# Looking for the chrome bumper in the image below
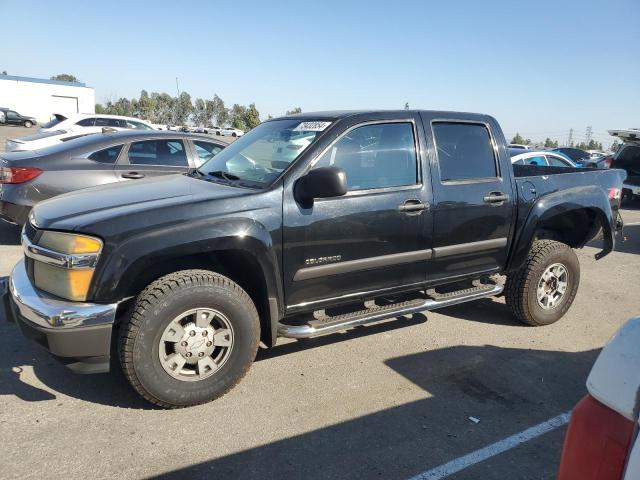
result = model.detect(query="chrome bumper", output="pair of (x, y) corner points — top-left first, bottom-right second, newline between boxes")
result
(6, 259), (118, 373)
(9, 258), (116, 329)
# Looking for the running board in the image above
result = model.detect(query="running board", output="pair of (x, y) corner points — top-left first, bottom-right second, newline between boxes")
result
(277, 283), (503, 339)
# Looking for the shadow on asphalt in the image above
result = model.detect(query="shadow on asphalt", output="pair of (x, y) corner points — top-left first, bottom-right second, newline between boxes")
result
(157, 346), (597, 480)
(0, 220), (21, 245)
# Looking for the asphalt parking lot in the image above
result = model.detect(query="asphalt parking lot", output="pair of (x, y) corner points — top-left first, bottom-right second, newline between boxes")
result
(1, 124), (639, 478)
(1, 213), (639, 479)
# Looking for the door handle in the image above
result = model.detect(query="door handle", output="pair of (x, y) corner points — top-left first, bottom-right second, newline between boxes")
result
(399, 200), (428, 213)
(483, 192), (509, 204)
(121, 172), (145, 179)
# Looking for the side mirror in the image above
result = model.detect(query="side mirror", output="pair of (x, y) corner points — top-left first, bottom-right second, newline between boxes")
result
(295, 167), (347, 205)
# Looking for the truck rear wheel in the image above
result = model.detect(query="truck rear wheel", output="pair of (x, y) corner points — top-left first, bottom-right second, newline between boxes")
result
(119, 269), (260, 408)
(505, 240), (580, 326)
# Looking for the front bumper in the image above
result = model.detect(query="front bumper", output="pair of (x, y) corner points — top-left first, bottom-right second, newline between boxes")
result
(3, 259), (118, 373)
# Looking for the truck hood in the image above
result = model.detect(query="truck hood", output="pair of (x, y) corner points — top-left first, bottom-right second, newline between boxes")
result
(31, 174), (253, 231)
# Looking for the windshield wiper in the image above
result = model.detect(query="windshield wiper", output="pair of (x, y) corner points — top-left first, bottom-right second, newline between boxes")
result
(208, 170), (241, 182)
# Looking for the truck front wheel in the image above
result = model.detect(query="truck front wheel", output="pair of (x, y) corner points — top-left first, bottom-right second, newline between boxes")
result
(119, 269), (260, 408)
(505, 240), (580, 326)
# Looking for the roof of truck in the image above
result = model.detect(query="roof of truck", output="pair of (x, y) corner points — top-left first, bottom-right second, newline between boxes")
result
(275, 110), (491, 122)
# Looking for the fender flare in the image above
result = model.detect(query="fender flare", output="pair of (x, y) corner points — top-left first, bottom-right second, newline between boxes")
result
(91, 217), (284, 344)
(507, 185), (615, 271)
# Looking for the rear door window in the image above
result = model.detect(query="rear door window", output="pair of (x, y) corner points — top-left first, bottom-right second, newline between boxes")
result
(433, 122), (498, 181)
(88, 145), (123, 163)
(127, 140), (189, 166)
(546, 155), (570, 167)
(76, 118), (96, 127)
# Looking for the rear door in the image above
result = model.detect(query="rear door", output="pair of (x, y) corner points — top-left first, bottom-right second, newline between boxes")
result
(28, 144), (122, 200)
(115, 138), (192, 181)
(423, 115), (515, 282)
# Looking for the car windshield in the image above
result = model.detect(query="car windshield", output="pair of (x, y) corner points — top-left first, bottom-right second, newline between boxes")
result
(196, 119), (329, 188)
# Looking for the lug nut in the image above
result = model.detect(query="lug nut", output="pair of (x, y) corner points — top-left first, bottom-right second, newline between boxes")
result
(186, 352), (192, 357)
(198, 352), (204, 357)
(181, 341), (188, 347)
(206, 341), (212, 347)
(189, 330), (196, 337)
(202, 330), (208, 336)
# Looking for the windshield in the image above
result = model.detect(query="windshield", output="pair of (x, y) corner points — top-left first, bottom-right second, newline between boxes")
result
(197, 119), (329, 188)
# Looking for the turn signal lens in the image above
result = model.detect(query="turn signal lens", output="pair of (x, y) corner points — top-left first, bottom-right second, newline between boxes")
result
(39, 231), (103, 254)
(0, 166), (42, 184)
(33, 262), (95, 302)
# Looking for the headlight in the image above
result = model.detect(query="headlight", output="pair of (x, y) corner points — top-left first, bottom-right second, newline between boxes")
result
(38, 231), (103, 255)
(23, 230), (103, 302)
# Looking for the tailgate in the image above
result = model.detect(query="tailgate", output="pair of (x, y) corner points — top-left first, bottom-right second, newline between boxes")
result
(608, 129), (640, 145)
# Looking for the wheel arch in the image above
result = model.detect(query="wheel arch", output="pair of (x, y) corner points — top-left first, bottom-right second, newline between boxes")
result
(507, 186), (615, 272)
(94, 222), (283, 347)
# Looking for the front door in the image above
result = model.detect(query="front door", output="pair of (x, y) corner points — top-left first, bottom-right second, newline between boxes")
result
(425, 117), (515, 282)
(283, 119), (432, 311)
(115, 138), (192, 181)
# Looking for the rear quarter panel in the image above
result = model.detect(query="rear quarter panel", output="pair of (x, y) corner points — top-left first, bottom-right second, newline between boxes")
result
(508, 167), (626, 270)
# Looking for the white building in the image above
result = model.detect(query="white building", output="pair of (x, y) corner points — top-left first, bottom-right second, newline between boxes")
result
(0, 74), (95, 124)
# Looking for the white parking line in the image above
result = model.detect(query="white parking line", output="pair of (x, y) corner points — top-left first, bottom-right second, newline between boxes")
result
(408, 411), (572, 480)
(624, 221), (640, 226)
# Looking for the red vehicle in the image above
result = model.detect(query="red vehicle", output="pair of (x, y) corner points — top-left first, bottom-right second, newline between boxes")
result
(558, 317), (640, 479)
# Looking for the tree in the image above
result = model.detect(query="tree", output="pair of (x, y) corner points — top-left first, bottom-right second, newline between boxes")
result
(232, 116), (245, 130)
(404, 102), (410, 110)
(286, 107), (302, 115)
(136, 90), (156, 121)
(229, 104), (247, 130)
(208, 94), (227, 126)
(243, 103), (261, 130)
(173, 91), (193, 125)
(511, 133), (526, 144)
(543, 138), (558, 148)
(95, 103), (105, 114)
(193, 98), (209, 126)
(51, 73), (78, 82)
(611, 140), (620, 153)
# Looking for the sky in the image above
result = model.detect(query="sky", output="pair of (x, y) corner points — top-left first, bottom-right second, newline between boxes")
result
(1, 0), (638, 146)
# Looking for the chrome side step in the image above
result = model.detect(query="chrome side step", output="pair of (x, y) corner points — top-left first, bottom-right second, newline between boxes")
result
(277, 283), (503, 339)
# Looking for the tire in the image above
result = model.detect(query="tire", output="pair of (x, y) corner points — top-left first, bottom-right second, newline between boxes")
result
(119, 269), (260, 408)
(505, 240), (580, 326)
(232, 132), (237, 137)
(23, 120), (33, 128)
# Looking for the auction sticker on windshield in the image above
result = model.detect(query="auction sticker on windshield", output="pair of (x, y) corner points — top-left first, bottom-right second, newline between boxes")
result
(293, 121), (332, 132)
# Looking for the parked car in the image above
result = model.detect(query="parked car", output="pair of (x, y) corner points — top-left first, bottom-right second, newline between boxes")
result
(219, 127), (244, 137)
(2, 110), (625, 408)
(6, 115), (156, 152)
(508, 143), (531, 150)
(578, 154), (613, 169)
(609, 129), (640, 202)
(558, 316), (640, 480)
(0, 130), (227, 225)
(39, 113), (154, 133)
(552, 147), (591, 163)
(510, 149), (576, 167)
(0, 108), (37, 127)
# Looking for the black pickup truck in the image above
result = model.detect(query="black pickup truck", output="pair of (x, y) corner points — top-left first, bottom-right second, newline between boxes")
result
(2, 110), (625, 408)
